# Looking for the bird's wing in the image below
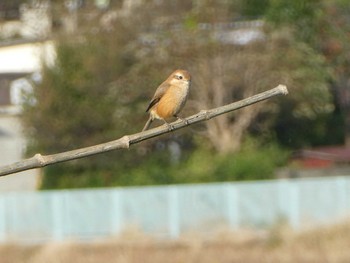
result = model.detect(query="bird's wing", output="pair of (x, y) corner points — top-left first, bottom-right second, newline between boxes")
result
(146, 82), (170, 112)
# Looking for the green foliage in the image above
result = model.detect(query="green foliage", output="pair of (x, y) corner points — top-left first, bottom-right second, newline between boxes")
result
(211, 138), (288, 182)
(267, 34), (335, 147)
(266, 0), (324, 45)
(40, 135), (288, 189)
(263, 0), (347, 147)
(109, 138), (288, 186)
(240, 0), (270, 17)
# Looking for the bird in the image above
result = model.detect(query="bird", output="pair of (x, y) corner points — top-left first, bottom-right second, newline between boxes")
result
(142, 69), (191, 131)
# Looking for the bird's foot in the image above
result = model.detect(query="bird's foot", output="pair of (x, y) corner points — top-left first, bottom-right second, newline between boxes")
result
(162, 122), (174, 131)
(167, 123), (174, 131)
(175, 115), (189, 125)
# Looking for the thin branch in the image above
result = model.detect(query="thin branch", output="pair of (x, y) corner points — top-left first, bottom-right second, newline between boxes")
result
(0, 85), (288, 177)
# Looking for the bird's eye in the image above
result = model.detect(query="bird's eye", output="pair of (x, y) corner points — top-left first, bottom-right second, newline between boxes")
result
(178, 75), (183, 79)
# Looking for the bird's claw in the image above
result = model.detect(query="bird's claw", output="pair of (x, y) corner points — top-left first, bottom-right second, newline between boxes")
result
(168, 123), (174, 131)
(163, 122), (174, 131)
(175, 115), (188, 125)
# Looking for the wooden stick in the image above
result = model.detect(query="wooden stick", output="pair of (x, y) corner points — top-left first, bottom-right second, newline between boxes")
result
(0, 85), (288, 177)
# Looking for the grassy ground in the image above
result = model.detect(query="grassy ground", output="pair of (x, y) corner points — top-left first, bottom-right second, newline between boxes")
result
(2, 221), (350, 263)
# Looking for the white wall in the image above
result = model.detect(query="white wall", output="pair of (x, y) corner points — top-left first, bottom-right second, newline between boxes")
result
(0, 41), (55, 73)
(0, 41), (53, 191)
(0, 114), (40, 191)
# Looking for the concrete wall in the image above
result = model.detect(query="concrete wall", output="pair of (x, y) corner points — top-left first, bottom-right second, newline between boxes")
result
(0, 176), (349, 242)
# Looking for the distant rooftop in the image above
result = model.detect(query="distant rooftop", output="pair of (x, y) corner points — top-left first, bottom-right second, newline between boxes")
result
(292, 146), (350, 168)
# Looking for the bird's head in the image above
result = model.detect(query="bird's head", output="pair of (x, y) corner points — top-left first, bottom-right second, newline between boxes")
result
(170, 69), (191, 85)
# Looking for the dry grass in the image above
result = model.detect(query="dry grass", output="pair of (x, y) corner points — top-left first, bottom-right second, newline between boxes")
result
(2, 221), (350, 263)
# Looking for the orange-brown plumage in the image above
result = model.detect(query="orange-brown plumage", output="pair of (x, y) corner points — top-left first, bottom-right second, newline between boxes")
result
(142, 69), (191, 131)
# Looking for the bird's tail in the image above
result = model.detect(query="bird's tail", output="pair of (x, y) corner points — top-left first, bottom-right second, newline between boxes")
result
(142, 117), (153, 131)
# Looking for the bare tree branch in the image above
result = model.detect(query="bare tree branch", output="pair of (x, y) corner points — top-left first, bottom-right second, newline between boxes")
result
(0, 85), (288, 177)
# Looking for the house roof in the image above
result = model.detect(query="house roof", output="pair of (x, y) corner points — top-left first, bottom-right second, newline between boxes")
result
(294, 146), (350, 163)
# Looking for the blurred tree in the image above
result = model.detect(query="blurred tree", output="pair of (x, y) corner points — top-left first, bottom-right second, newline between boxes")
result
(22, 16), (145, 188)
(318, 1), (350, 146)
(189, 41), (282, 153)
(137, 3), (332, 152)
(265, 0), (348, 147)
(266, 0), (324, 45)
(22, 1), (198, 188)
(239, 0), (270, 17)
(21, 0), (335, 188)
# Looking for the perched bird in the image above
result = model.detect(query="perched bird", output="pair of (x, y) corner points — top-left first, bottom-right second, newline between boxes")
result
(142, 69), (191, 131)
